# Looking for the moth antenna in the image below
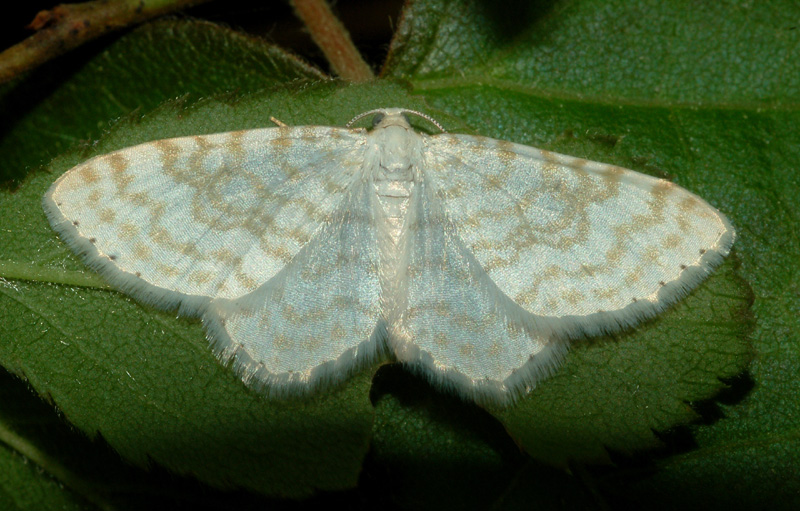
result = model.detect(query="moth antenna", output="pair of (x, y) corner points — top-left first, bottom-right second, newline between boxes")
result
(346, 108), (447, 133)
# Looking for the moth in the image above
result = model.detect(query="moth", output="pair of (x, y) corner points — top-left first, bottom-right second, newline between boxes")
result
(44, 108), (735, 405)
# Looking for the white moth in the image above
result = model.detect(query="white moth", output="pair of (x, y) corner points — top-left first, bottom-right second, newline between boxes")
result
(43, 108), (735, 406)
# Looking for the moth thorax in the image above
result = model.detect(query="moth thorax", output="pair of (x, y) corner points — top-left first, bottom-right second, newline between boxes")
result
(375, 125), (419, 175)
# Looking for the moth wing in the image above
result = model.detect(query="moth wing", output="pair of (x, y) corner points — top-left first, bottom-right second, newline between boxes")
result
(424, 134), (734, 339)
(392, 177), (566, 405)
(44, 126), (367, 314)
(204, 180), (384, 394)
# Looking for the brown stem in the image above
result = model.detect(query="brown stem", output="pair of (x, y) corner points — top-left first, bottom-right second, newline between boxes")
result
(291, 0), (374, 82)
(0, 0), (213, 84)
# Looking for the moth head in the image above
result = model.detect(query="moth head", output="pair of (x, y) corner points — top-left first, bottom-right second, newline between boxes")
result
(346, 108), (447, 133)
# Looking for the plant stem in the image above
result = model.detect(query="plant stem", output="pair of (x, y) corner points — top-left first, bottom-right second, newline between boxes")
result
(291, 0), (374, 82)
(0, 0), (212, 84)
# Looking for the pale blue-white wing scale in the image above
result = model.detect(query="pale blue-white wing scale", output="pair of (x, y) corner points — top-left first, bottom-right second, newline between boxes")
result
(391, 178), (567, 405)
(423, 134), (735, 339)
(203, 179), (384, 394)
(43, 126), (367, 314)
(43, 109), (737, 405)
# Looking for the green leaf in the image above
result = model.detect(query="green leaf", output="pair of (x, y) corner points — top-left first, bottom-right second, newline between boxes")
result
(2, 0), (791, 507)
(495, 260), (750, 465)
(386, 0), (798, 104)
(0, 447), (87, 511)
(0, 369), (202, 510)
(0, 18), (325, 184)
(0, 439), (89, 511)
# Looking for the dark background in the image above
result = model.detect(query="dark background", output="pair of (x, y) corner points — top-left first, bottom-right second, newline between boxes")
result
(0, 0), (406, 76)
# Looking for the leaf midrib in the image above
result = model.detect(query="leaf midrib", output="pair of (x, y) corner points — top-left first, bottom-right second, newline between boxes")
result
(412, 77), (800, 111)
